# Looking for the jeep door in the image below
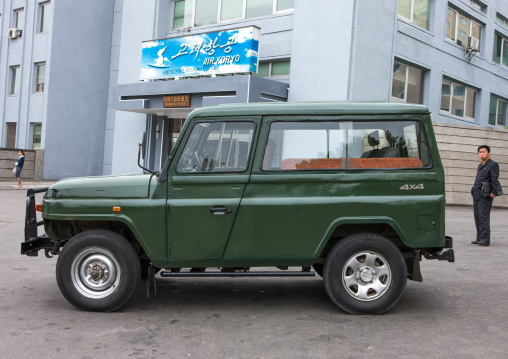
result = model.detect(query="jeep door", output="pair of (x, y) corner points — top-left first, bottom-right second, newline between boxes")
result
(166, 119), (259, 260)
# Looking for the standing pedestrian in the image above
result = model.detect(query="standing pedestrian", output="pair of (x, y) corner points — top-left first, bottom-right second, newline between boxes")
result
(15, 150), (24, 189)
(471, 145), (503, 246)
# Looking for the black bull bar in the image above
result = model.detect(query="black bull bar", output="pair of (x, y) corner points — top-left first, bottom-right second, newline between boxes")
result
(22, 188), (54, 257)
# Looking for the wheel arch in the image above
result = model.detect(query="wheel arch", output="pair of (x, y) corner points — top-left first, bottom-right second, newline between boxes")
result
(45, 216), (153, 261)
(313, 217), (410, 263)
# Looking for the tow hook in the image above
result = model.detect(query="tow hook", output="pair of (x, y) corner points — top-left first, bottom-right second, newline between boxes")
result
(437, 249), (455, 263)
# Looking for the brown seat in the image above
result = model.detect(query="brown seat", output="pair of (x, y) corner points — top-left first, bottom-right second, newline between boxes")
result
(349, 158), (422, 169)
(281, 158), (343, 170)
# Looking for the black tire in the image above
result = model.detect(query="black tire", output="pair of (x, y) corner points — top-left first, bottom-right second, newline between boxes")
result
(323, 233), (407, 315)
(56, 229), (141, 312)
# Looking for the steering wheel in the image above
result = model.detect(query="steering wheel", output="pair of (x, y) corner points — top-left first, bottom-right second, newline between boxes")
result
(178, 151), (204, 172)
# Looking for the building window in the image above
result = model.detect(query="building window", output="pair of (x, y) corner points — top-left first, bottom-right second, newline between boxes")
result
(496, 13), (508, 30)
(10, 66), (20, 95)
(440, 78), (477, 120)
(254, 60), (290, 78)
(38, 2), (50, 33)
(173, 0), (294, 29)
(489, 95), (507, 127)
(397, 0), (430, 30)
(493, 33), (508, 68)
(463, 0), (486, 13)
(35, 63), (46, 93)
(32, 124), (42, 148)
(391, 61), (424, 104)
(446, 7), (482, 52)
(194, 0), (218, 27)
(14, 8), (24, 30)
(6, 123), (17, 148)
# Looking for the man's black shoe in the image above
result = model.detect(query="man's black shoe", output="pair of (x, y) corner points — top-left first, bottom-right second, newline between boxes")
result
(478, 241), (490, 246)
(471, 240), (480, 244)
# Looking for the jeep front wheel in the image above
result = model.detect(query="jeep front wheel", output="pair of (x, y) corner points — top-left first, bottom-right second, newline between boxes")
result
(56, 230), (141, 312)
(323, 233), (407, 314)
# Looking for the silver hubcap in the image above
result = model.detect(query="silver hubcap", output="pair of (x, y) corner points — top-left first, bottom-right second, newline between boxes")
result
(71, 248), (121, 299)
(342, 251), (392, 301)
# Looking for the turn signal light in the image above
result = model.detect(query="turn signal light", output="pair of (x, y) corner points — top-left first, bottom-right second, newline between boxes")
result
(113, 206), (121, 212)
(36, 204), (43, 212)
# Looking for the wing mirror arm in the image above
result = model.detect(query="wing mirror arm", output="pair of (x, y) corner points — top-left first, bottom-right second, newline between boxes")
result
(137, 132), (156, 175)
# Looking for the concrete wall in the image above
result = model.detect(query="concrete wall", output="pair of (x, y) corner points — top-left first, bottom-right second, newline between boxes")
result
(0, 148), (44, 180)
(434, 123), (508, 208)
(289, 0), (354, 101)
(42, 0), (115, 179)
(349, 1), (397, 101)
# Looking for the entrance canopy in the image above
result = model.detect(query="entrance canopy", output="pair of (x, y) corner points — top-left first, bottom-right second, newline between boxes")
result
(112, 75), (288, 117)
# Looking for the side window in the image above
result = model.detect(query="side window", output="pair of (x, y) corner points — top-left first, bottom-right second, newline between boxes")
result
(263, 122), (347, 170)
(347, 121), (430, 169)
(177, 121), (255, 173)
(262, 120), (430, 171)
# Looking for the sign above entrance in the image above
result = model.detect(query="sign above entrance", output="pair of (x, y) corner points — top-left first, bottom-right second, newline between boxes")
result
(140, 26), (260, 80)
(163, 95), (190, 108)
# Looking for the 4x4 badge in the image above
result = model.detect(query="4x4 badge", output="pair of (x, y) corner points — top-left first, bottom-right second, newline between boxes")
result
(400, 184), (424, 190)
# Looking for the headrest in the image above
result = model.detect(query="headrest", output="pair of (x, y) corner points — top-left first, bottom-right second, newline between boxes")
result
(367, 131), (380, 147)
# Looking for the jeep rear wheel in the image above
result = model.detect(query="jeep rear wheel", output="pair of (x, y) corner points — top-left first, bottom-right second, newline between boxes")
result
(323, 233), (407, 314)
(56, 230), (141, 312)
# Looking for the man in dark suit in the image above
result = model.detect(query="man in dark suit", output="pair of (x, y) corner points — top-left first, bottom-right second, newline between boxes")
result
(471, 145), (502, 246)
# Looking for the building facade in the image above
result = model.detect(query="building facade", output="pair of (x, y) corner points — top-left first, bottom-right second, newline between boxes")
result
(1, 0), (507, 179)
(0, 0), (114, 178)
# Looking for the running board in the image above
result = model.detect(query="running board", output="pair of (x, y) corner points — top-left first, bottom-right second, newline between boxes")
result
(160, 271), (315, 278)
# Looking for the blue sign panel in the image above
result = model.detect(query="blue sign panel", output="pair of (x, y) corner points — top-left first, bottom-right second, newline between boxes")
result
(140, 26), (260, 80)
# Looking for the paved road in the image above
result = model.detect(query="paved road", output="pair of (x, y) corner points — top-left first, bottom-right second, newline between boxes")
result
(1, 188), (507, 358)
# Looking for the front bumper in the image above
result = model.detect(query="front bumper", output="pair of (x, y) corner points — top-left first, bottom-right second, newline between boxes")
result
(22, 188), (58, 257)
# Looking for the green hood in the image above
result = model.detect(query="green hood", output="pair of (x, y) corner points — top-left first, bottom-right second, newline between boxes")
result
(50, 174), (157, 199)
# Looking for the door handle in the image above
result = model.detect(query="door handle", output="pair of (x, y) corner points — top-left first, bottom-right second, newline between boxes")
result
(209, 207), (232, 215)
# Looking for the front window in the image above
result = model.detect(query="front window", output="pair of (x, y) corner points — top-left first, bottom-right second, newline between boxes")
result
(440, 78), (477, 120)
(391, 61), (423, 104)
(194, 0), (218, 27)
(177, 121), (256, 173)
(493, 33), (508, 68)
(14, 8), (24, 30)
(174, 0), (193, 28)
(6, 123), (17, 148)
(496, 13), (508, 30)
(10, 66), (20, 95)
(262, 120), (430, 171)
(32, 123), (42, 149)
(38, 2), (50, 33)
(462, 0), (486, 13)
(397, 0), (430, 30)
(35, 63), (46, 93)
(255, 60), (290, 78)
(446, 7), (482, 52)
(246, 0), (273, 18)
(489, 95), (507, 127)
(173, 0), (294, 29)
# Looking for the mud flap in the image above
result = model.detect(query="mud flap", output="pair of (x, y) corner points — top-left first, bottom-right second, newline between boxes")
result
(147, 264), (157, 297)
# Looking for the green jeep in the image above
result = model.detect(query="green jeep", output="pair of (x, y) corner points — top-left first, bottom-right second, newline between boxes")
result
(22, 102), (454, 314)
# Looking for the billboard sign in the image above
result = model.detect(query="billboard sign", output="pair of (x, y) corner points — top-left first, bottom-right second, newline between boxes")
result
(140, 26), (260, 80)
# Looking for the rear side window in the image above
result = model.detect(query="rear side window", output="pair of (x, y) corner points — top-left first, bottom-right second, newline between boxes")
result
(177, 121), (255, 173)
(262, 120), (431, 171)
